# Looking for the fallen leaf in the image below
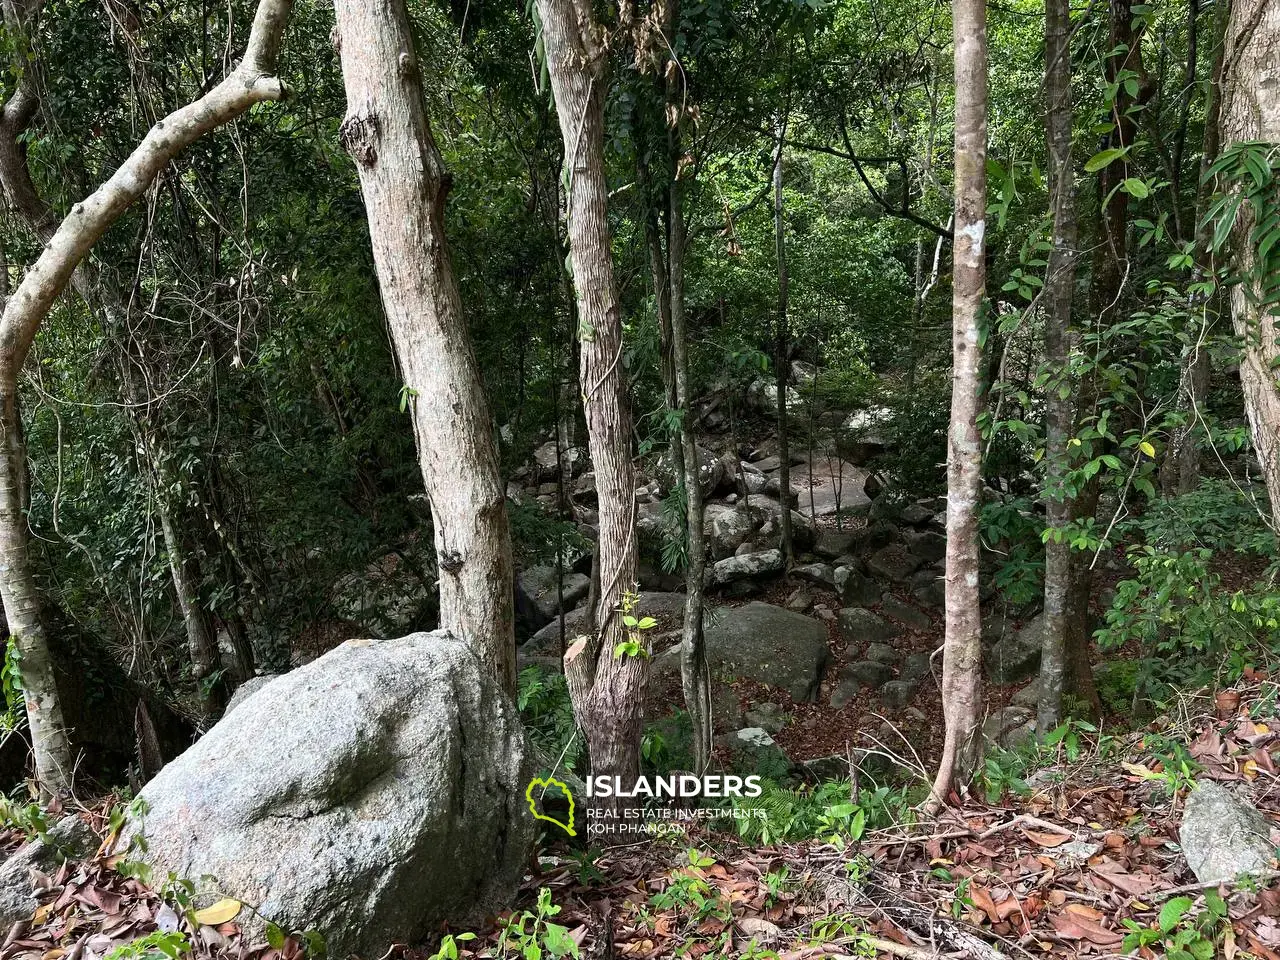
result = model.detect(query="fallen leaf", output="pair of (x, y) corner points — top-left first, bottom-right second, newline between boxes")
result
(1023, 829), (1072, 848)
(194, 899), (242, 926)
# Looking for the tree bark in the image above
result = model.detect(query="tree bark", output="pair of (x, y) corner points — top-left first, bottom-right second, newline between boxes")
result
(332, 0), (515, 693)
(1037, 0), (1080, 733)
(772, 118), (794, 564)
(1220, 0), (1280, 521)
(928, 0), (987, 814)
(536, 0), (647, 811)
(1163, 0), (1231, 498)
(0, 0), (291, 798)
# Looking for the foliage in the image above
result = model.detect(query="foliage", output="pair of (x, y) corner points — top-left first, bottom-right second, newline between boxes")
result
(517, 668), (583, 776)
(497, 887), (581, 960)
(713, 778), (910, 847)
(103, 932), (191, 960)
(1120, 889), (1229, 960)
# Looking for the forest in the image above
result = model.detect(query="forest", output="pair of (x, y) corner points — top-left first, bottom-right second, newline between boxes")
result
(0, 0), (1276, 956)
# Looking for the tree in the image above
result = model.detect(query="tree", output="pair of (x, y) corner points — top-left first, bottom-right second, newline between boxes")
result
(534, 0), (647, 805)
(1218, 0), (1280, 520)
(772, 115), (795, 566)
(332, 0), (515, 693)
(928, 0), (987, 813)
(0, 0), (292, 796)
(1037, 0), (1080, 732)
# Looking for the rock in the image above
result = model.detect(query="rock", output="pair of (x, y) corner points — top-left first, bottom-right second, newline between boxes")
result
(830, 679), (861, 709)
(912, 576), (946, 609)
(838, 407), (893, 465)
(657, 444), (725, 498)
(226, 675), (279, 714)
(572, 471), (597, 501)
(0, 816), (96, 930)
(708, 549), (784, 586)
(793, 563), (836, 589)
(708, 502), (760, 559)
(515, 566), (590, 635)
(858, 519), (900, 551)
(900, 503), (935, 526)
(835, 566), (881, 607)
(657, 602), (830, 702)
(736, 470), (770, 497)
(721, 727), (791, 778)
(1011, 679), (1041, 708)
(785, 587), (814, 612)
(841, 660), (894, 688)
(879, 596), (932, 630)
(1180, 780), (1276, 883)
(903, 529), (947, 563)
(790, 458), (872, 519)
(746, 379), (803, 417)
(743, 702), (787, 735)
(815, 529), (857, 559)
(803, 755), (851, 781)
(120, 633), (535, 958)
(524, 592), (686, 657)
(533, 441), (587, 480)
(900, 651), (933, 683)
(982, 706), (1036, 749)
(868, 497), (904, 524)
(880, 680), (918, 710)
(838, 608), (900, 647)
(987, 614), (1045, 684)
(865, 642), (899, 664)
(867, 544), (925, 583)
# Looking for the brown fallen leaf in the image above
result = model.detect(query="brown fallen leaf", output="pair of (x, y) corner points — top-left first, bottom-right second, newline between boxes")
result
(1052, 911), (1123, 946)
(1023, 829), (1072, 848)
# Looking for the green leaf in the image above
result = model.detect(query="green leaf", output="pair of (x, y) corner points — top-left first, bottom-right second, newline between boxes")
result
(1159, 896), (1193, 933)
(1121, 177), (1149, 198)
(1085, 147), (1127, 173)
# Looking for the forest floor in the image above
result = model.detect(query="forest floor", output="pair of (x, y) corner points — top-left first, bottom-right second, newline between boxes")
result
(6, 683), (1280, 960)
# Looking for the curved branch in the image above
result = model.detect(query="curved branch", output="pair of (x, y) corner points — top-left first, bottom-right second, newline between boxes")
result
(0, 0), (293, 377)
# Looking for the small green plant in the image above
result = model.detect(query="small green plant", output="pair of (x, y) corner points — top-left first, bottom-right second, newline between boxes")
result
(1, 636), (25, 734)
(1121, 890), (1228, 959)
(517, 668), (582, 774)
(429, 932), (476, 960)
(0, 795), (51, 845)
(613, 590), (657, 660)
(103, 932), (191, 960)
(498, 887), (580, 959)
(649, 849), (731, 934)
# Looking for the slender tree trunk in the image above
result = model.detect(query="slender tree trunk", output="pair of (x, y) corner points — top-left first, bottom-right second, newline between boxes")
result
(536, 0), (646, 812)
(0, 0), (291, 796)
(333, 0), (515, 693)
(1220, 0), (1280, 521)
(156, 494), (226, 714)
(1164, 0), (1231, 497)
(1038, 0), (1080, 733)
(667, 150), (711, 779)
(772, 118), (794, 562)
(928, 0), (987, 814)
(0, 387), (73, 796)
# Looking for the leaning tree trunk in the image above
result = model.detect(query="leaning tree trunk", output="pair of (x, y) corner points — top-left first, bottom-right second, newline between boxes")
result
(535, 0), (647, 808)
(0, 0), (292, 798)
(1037, 0), (1080, 733)
(928, 0), (987, 814)
(1220, 0), (1280, 522)
(332, 0), (515, 693)
(772, 119), (795, 564)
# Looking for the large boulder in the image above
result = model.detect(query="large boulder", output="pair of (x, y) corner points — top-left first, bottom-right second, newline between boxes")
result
(656, 602), (830, 702)
(515, 565), (590, 636)
(1180, 780), (1277, 884)
(656, 444), (725, 498)
(986, 613), (1045, 684)
(707, 549), (784, 586)
(120, 633), (535, 958)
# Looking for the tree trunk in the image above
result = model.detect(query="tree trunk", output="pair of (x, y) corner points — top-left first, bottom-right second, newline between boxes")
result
(0, 0), (291, 796)
(0, 386), (73, 797)
(1037, 0), (1080, 732)
(1220, 0), (1280, 522)
(332, 0), (515, 694)
(536, 0), (646, 813)
(156, 493), (226, 714)
(1163, 0), (1231, 498)
(772, 118), (794, 563)
(928, 0), (987, 814)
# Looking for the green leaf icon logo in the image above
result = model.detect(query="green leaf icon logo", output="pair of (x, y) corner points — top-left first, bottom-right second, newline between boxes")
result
(525, 776), (575, 836)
